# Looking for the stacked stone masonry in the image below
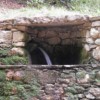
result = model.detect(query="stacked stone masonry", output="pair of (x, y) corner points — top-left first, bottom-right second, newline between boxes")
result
(0, 15), (100, 99)
(0, 15), (91, 64)
(0, 65), (100, 100)
(85, 17), (100, 62)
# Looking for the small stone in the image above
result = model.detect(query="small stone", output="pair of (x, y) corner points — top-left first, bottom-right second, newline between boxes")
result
(13, 42), (25, 47)
(6, 70), (14, 81)
(89, 88), (100, 97)
(86, 30), (90, 38)
(78, 94), (84, 99)
(84, 44), (90, 51)
(90, 28), (99, 38)
(45, 31), (57, 38)
(85, 93), (95, 99)
(92, 21), (100, 27)
(13, 31), (29, 42)
(11, 47), (26, 56)
(92, 46), (100, 61)
(0, 30), (12, 44)
(95, 39), (100, 45)
(14, 71), (25, 81)
(47, 37), (61, 45)
(86, 38), (94, 44)
(14, 25), (26, 32)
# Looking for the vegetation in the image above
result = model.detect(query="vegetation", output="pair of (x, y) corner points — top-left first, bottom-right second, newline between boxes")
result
(0, 48), (28, 65)
(26, 0), (100, 16)
(0, 0), (99, 20)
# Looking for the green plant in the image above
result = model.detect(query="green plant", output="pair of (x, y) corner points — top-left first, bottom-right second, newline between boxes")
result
(71, 0), (100, 16)
(0, 71), (6, 81)
(0, 48), (10, 57)
(0, 55), (28, 65)
(27, 0), (44, 8)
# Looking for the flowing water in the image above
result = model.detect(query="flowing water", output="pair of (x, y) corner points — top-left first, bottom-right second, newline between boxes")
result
(38, 47), (52, 65)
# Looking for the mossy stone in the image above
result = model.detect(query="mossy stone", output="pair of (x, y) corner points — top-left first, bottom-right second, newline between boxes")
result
(0, 71), (6, 81)
(65, 87), (77, 94)
(76, 71), (86, 79)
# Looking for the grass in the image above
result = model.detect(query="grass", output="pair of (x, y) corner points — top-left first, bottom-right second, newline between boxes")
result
(0, 0), (99, 21)
(71, 0), (100, 16)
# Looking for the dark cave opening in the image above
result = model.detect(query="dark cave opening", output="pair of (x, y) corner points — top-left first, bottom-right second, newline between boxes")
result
(26, 41), (85, 65)
(52, 44), (83, 64)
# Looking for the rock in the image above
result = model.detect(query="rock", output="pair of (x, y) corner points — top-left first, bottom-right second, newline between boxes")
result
(59, 32), (70, 39)
(77, 72), (90, 84)
(11, 29), (18, 32)
(14, 18), (31, 25)
(95, 39), (100, 45)
(89, 88), (100, 97)
(78, 94), (85, 99)
(47, 37), (61, 45)
(38, 31), (46, 38)
(84, 44), (97, 52)
(96, 71), (100, 80)
(84, 44), (90, 51)
(62, 39), (72, 45)
(11, 47), (26, 56)
(6, 25), (13, 30)
(6, 70), (14, 81)
(45, 31), (57, 38)
(13, 31), (29, 42)
(0, 30), (12, 44)
(90, 28), (99, 38)
(14, 25), (26, 32)
(92, 46), (100, 61)
(14, 71), (25, 81)
(13, 42), (25, 47)
(85, 93), (95, 99)
(86, 31), (90, 38)
(86, 38), (94, 44)
(92, 21), (100, 27)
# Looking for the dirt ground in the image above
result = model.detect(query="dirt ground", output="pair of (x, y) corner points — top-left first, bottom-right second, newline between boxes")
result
(0, 0), (25, 9)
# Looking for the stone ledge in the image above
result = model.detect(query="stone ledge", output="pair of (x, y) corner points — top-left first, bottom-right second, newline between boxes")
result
(0, 15), (89, 26)
(0, 64), (100, 69)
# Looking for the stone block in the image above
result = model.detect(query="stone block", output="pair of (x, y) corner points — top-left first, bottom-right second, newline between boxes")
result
(12, 31), (29, 43)
(47, 37), (61, 45)
(0, 31), (12, 47)
(12, 42), (25, 47)
(92, 46), (100, 61)
(92, 21), (100, 27)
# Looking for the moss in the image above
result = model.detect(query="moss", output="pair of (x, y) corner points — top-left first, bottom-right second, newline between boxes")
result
(0, 55), (28, 65)
(0, 71), (6, 81)
(79, 47), (89, 64)
(3, 82), (16, 95)
(76, 71), (86, 79)
(0, 96), (10, 100)
(17, 84), (40, 99)
(65, 87), (77, 94)
(0, 48), (10, 57)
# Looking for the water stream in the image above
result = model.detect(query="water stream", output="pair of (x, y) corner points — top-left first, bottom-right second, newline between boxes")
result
(38, 47), (52, 65)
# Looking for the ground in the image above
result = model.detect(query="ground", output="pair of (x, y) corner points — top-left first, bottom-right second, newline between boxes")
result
(0, 0), (25, 9)
(0, 0), (99, 21)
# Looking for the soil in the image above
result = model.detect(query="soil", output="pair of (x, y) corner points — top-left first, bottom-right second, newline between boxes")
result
(0, 0), (25, 9)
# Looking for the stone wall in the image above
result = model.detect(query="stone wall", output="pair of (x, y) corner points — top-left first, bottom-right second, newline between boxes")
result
(0, 15), (91, 64)
(0, 15), (100, 99)
(0, 64), (100, 100)
(85, 17), (100, 63)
